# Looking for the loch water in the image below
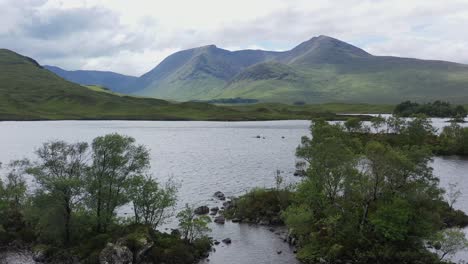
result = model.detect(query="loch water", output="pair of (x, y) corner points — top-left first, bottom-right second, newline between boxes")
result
(0, 119), (467, 263)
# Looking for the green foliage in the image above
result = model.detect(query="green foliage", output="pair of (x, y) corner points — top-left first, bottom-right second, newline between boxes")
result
(128, 175), (178, 228)
(87, 133), (150, 233)
(430, 228), (468, 261)
(437, 123), (468, 155)
(370, 198), (412, 241)
(149, 232), (212, 264)
(225, 188), (293, 224)
(177, 204), (211, 243)
(394, 100), (467, 118)
(28, 141), (89, 245)
(0, 134), (213, 263)
(283, 119), (463, 263)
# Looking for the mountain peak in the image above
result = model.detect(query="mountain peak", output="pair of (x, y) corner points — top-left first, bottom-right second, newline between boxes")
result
(0, 49), (42, 68)
(282, 35), (371, 65)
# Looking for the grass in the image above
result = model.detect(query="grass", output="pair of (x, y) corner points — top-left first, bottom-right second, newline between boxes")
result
(126, 37), (468, 104)
(229, 103), (394, 115)
(0, 49), (385, 121)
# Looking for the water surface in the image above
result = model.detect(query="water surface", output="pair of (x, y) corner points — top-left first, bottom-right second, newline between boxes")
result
(0, 120), (467, 263)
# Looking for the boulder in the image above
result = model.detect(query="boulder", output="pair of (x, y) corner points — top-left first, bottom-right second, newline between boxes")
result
(135, 241), (154, 263)
(194, 206), (210, 215)
(210, 207), (219, 212)
(214, 191), (226, 200)
(222, 201), (233, 210)
(293, 170), (306, 177)
(214, 216), (225, 224)
(222, 238), (231, 244)
(32, 247), (47, 263)
(231, 218), (241, 223)
(99, 242), (133, 264)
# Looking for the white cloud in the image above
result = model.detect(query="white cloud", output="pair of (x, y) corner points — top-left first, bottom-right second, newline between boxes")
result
(1, 0), (468, 75)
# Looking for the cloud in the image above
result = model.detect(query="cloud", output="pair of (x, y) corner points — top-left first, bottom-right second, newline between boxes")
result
(1, 0), (468, 75)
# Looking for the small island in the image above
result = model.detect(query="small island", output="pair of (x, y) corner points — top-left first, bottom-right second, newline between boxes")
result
(224, 116), (468, 264)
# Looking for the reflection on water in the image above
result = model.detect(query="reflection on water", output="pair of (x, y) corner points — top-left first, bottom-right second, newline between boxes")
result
(0, 120), (467, 263)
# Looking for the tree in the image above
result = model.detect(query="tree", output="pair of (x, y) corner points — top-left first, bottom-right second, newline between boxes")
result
(28, 141), (89, 245)
(129, 175), (177, 228)
(285, 120), (447, 263)
(87, 133), (150, 233)
(439, 122), (463, 154)
(447, 182), (462, 210)
(401, 115), (436, 146)
(344, 117), (363, 133)
(1, 160), (28, 209)
(431, 228), (468, 261)
(370, 115), (386, 134)
(386, 115), (405, 134)
(177, 204), (211, 243)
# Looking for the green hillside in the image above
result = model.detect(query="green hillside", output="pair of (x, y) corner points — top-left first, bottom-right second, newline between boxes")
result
(1, 48), (378, 121)
(129, 35), (468, 104)
(0, 49), (263, 121)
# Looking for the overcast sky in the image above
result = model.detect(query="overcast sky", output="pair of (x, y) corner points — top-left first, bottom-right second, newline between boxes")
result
(2, 0), (468, 76)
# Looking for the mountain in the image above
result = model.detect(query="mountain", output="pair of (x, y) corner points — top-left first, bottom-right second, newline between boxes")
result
(0, 49), (273, 121)
(44, 65), (138, 94)
(134, 45), (280, 100)
(129, 35), (468, 104)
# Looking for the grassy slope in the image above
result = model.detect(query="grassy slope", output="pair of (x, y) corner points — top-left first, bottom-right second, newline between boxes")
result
(0, 49), (256, 121)
(217, 59), (468, 104)
(0, 49), (382, 121)
(131, 36), (468, 104)
(229, 103), (394, 115)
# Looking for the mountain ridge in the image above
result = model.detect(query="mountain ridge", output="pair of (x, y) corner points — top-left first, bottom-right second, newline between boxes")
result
(0, 48), (280, 121)
(45, 35), (468, 104)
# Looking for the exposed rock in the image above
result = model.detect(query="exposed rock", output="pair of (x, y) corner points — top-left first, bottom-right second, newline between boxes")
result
(293, 169), (306, 177)
(214, 240), (220, 245)
(210, 207), (219, 212)
(214, 216), (225, 224)
(258, 220), (269, 225)
(99, 242), (133, 264)
(32, 247), (47, 263)
(277, 250), (282, 254)
(268, 228), (275, 232)
(194, 206), (210, 215)
(231, 218), (241, 223)
(135, 241), (154, 263)
(209, 211), (217, 216)
(214, 192), (226, 200)
(270, 217), (282, 225)
(222, 238), (231, 244)
(222, 200), (233, 210)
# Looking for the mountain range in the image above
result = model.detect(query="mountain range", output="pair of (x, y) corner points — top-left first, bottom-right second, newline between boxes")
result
(0, 48), (270, 120)
(45, 35), (468, 104)
(44, 65), (138, 94)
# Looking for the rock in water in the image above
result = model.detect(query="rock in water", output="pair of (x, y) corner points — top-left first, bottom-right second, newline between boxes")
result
(214, 216), (225, 224)
(194, 206), (210, 215)
(214, 191), (226, 200)
(222, 238), (232, 244)
(99, 243), (133, 264)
